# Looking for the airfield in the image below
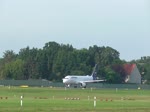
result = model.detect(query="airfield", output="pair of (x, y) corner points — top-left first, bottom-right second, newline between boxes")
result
(0, 86), (150, 112)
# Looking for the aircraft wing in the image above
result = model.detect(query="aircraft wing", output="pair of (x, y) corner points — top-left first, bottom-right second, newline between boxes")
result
(80, 79), (105, 83)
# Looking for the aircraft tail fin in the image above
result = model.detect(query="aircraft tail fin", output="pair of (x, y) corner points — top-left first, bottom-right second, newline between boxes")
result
(91, 64), (98, 80)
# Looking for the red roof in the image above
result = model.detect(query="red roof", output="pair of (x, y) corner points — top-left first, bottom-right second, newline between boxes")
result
(123, 64), (136, 75)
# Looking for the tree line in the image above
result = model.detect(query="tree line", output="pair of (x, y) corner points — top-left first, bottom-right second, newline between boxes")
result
(0, 41), (149, 84)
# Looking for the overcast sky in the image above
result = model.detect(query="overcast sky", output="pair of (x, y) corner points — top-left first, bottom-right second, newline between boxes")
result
(0, 0), (150, 61)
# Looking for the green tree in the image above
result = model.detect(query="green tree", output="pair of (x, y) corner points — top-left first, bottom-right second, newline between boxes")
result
(3, 50), (16, 62)
(43, 42), (60, 79)
(104, 67), (123, 83)
(0, 59), (24, 79)
(18, 47), (39, 79)
(0, 41), (126, 83)
(10, 59), (25, 79)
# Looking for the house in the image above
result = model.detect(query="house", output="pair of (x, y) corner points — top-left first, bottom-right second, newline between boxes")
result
(123, 64), (141, 84)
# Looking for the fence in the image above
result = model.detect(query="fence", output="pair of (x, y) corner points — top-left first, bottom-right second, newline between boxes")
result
(0, 80), (50, 87)
(0, 80), (150, 89)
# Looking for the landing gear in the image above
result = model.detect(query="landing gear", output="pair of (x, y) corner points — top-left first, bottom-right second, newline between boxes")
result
(74, 85), (77, 88)
(83, 86), (86, 88)
(80, 83), (86, 88)
(65, 84), (70, 88)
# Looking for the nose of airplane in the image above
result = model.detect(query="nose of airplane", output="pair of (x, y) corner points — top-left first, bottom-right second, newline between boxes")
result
(62, 78), (66, 83)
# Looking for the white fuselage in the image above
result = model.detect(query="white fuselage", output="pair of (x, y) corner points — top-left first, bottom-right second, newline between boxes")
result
(62, 75), (93, 85)
(62, 64), (105, 88)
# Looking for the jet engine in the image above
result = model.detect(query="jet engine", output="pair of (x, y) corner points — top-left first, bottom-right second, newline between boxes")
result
(80, 82), (86, 88)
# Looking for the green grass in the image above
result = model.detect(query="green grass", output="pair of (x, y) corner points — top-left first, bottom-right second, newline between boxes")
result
(0, 86), (150, 112)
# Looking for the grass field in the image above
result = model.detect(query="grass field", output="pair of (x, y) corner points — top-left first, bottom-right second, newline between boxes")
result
(0, 86), (150, 112)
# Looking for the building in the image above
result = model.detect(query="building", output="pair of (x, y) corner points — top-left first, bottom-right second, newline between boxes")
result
(123, 64), (141, 84)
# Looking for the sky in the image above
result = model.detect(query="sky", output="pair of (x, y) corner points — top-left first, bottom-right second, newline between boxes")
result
(0, 0), (150, 61)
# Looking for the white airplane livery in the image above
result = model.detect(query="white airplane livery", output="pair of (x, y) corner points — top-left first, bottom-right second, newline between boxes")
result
(62, 64), (105, 88)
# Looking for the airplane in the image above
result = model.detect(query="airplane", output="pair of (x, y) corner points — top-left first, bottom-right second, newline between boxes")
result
(62, 64), (105, 88)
